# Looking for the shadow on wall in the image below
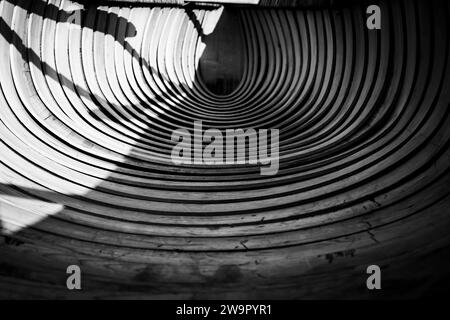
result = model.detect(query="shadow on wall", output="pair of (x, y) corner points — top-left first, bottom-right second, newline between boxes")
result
(0, 0), (253, 297)
(0, 0), (134, 106)
(194, 6), (245, 95)
(0, 0), (238, 225)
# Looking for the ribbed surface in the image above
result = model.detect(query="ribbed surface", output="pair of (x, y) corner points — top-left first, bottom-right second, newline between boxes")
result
(0, 0), (450, 298)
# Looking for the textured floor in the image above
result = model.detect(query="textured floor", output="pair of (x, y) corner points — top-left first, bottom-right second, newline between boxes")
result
(0, 0), (450, 299)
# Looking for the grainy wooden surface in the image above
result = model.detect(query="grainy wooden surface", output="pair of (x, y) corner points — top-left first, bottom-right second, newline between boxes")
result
(0, 0), (449, 299)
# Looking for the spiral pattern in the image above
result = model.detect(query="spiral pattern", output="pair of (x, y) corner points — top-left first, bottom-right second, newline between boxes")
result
(0, 0), (450, 298)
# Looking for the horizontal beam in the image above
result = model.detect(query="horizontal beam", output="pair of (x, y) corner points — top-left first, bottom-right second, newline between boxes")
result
(99, 0), (334, 7)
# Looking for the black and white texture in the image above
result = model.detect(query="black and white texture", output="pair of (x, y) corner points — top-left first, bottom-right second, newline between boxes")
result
(0, 0), (450, 299)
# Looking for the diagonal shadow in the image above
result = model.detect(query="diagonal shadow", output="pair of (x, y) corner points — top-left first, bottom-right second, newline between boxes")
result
(0, 0), (175, 121)
(0, 0), (248, 298)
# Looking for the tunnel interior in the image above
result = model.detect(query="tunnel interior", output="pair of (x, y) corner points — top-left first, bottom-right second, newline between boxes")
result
(0, 0), (449, 300)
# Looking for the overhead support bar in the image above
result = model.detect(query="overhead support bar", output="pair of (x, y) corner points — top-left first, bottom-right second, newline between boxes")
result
(100, 0), (334, 8)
